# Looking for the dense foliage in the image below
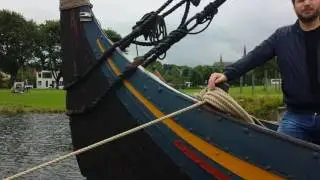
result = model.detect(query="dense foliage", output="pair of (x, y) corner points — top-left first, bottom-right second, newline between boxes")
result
(147, 58), (280, 89)
(0, 10), (124, 88)
(0, 10), (281, 90)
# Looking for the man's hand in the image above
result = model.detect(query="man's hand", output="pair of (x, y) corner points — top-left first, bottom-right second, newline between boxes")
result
(208, 73), (228, 90)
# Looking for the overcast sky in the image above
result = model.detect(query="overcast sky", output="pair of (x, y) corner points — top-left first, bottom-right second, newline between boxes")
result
(1, 0), (297, 67)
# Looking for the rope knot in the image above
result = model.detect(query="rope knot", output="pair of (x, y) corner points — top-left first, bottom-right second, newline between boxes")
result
(198, 87), (256, 124)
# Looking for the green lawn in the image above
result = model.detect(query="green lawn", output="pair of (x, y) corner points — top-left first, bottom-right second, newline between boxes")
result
(0, 89), (65, 113)
(180, 86), (283, 97)
(0, 86), (284, 119)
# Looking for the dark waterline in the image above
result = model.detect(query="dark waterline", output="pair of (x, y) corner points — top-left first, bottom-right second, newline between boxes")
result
(0, 114), (84, 179)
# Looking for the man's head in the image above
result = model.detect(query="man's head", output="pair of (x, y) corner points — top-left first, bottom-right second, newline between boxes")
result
(292, 0), (320, 23)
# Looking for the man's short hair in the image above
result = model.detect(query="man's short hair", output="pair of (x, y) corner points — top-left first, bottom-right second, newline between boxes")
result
(292, 0), (295, 4)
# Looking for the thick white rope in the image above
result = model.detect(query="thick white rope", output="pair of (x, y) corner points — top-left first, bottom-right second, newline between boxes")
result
(4, 87), (265, 180)
(199, 88), (265, 126)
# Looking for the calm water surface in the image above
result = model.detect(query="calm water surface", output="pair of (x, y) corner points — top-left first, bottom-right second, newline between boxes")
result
(0, 114), (84, 179)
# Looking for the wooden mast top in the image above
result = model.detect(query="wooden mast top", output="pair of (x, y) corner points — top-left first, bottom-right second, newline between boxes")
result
(60, 0), (91, 10)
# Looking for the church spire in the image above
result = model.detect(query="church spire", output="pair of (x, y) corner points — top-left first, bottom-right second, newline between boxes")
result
(243, 45), (247, 57)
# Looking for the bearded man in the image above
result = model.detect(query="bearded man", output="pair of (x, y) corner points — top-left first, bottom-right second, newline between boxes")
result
(208, 0), (320, 145)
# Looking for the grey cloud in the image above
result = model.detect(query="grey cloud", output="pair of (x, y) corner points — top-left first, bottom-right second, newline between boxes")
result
(1, 0), (298, 66)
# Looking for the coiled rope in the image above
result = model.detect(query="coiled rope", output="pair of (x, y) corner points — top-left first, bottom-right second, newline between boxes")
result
(4, 87), (264, 180)
(199, 88), (259, 125)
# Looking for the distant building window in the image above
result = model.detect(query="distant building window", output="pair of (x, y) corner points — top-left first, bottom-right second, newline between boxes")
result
(38, 73), (41, 78)
(46, 81), (48, 87)
(38, 81), (41, 86)
(43, 72), (52, 79)
(271, 79), (282, 85)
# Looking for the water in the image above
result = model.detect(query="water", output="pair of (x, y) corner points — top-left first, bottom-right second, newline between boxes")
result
(0, 114), (84, 179)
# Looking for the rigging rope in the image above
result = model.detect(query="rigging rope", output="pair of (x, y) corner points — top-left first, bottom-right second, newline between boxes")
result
(64, 0), (225, 91)
(66, 0), (227, 115)
(64, 0), (182, 90)
(137, 0), (226, 68)
(179, 1), (191, 28)
(132, 0), (192, 60)
(4, 87), (265, 180)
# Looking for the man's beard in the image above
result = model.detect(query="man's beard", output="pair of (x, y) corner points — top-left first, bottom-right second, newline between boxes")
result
(297, 11), (320, 24)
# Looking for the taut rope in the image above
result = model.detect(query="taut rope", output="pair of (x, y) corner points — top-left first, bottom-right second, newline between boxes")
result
(4, 88), (263, 180)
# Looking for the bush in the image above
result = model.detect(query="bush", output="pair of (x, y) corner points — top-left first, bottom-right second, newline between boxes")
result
(0, 71), (11, 88)
(234, 95), (284, 120)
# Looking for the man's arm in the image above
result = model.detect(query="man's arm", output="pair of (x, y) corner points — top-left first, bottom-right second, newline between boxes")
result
(223, 29), (278, 82)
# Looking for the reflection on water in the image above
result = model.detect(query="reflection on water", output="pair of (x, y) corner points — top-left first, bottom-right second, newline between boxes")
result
(0, 114), (84, 179)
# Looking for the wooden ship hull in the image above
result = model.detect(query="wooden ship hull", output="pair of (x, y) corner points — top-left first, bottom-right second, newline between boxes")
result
(60, 0), (320, 179)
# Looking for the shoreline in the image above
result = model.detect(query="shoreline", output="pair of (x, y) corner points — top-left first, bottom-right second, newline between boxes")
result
(0, 103), (283, 122)
(0, 106), (66, 114)
(0, 89), (66, 115)
(0, 88), (284, 120)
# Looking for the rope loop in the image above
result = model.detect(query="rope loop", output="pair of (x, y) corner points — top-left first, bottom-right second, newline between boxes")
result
(198, 87), (256, 124)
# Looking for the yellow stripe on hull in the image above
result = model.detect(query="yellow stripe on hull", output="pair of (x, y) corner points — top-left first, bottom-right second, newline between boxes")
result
(96, 39), (284, 180)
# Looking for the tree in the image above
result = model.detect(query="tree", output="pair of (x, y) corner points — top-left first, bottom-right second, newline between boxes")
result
(0, 72), (5, 88)
(163, 65), (183, 87)
(147, 61), (164, 74)
(34, 20), (62, 88)
(190, 69), (203, 87)
(182, 67), (191, 77)
(103, 28), (128, 53)
(0, 10), (37, 86)
(16, 67), (36, 86)
(194, 65), (213, 85)
(103, 29), (122, 43)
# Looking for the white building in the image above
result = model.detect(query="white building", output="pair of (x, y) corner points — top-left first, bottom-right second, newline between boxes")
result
(36, 70), (63, 89)
(184, 81), (192, 88)
(270, 79), (282, 85)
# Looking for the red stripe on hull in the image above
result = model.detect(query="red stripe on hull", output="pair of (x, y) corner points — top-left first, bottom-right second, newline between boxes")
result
(174, 140), (231, 180)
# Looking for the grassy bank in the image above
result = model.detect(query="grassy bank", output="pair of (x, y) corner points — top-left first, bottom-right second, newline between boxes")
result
(0, 86), (284, 119)
(180, 86), (282, 97)
(0, 89), (65, 114)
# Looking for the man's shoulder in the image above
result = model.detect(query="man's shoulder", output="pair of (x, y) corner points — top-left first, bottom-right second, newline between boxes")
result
(274, 22), (297, 35)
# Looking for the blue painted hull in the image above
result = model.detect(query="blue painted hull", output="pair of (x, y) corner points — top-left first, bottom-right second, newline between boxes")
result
(60, 4), (320, 180)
